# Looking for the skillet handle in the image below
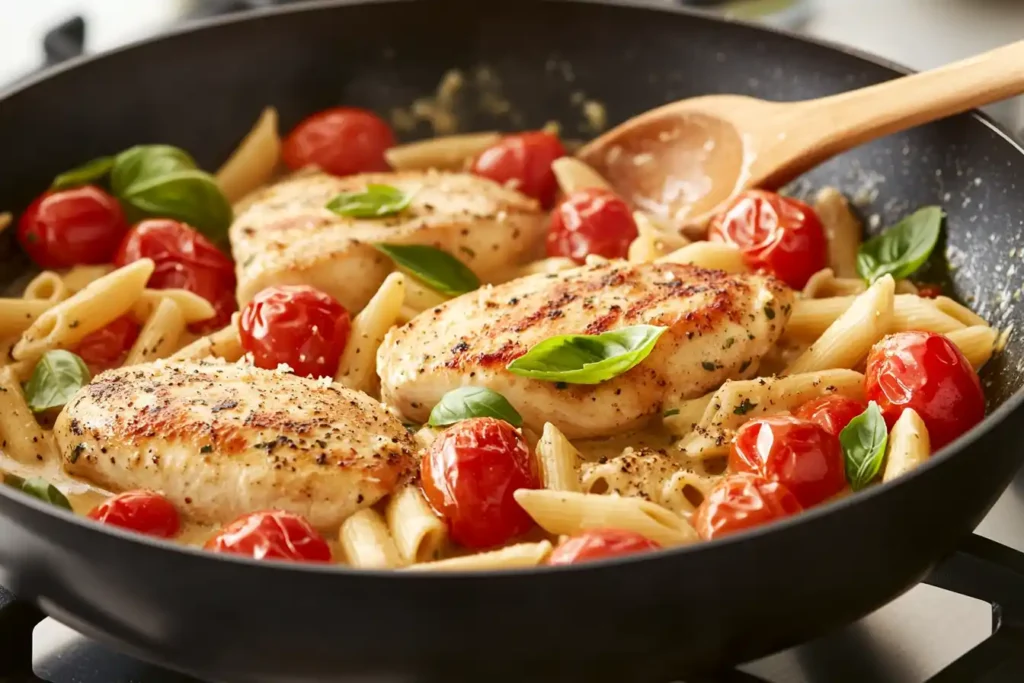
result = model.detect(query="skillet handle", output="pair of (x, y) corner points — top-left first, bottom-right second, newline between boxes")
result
(0, 585), (44, 677)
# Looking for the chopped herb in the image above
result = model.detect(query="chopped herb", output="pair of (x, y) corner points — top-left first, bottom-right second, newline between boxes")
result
(69, 442), (85, 464)
(555, 382), (568, 390)
(702, 361), (718, 371)
(723, 337), (735, 349)
(764, 305), (776, 320)
(663, 408), (681, 418)
(739, 359), (752, 373)
(200, 445), (213, 454)
(733, 398), (758, 415)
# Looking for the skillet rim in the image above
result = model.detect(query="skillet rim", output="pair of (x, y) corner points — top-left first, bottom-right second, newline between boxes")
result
(0, 0), (1022, 579)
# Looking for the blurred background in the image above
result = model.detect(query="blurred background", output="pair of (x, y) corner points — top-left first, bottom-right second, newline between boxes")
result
(1, 0), (1023, 138)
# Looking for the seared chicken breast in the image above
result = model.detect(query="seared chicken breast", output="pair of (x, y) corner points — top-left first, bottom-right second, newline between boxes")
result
(230, 170), (547, 309)
(378, 261), (793, 438)
(54, 361), (416, 531)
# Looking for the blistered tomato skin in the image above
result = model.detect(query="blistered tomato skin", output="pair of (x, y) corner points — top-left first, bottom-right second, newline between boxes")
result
(205, 510), (332, 563)
(17, 186), (128, 269)
(114, 219), (237, 333)
(72, 314), (142, 374)
(546, 188), (639, 263)
(794, 395), (867, 438)
(420, 417), (540, 549)
(707, 189), (827, 289)
(282, 107), (395, 177)
(693, 474), (803, 540)
(729, 416), (846, 508)
(470, 132), (566, 208)
(865, 331), (985, 450)
(239, 285), (352, 379)
(548, 529), (661, 565)
(88, 490), (181, 539)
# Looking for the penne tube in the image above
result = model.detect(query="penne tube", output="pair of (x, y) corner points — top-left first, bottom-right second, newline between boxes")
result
(785, 294), (965, 342)
(61, 265), (115, 293)
(514, 489), (697, 547)
(169, 313), (242, 362)
(551, 157), (612, 194)
(0, 212), (10, 233)
(656, 241), (748, 273)
(801, 268), (867, 299)
(339, 508), (405, 570)
(216, 106), (281, 203)
(23, 271), (68, 303)
(124, 298), (186, 366)
(385, 132), (501, 171)
(132, 289), (216, 325)
(385, 485), (448, 564)
(627, 232), (662, 263)
(894, 279), (920, 295)
(814, 187), (861, 278)
(883, 408), (931, 482)
(946, 325), (998, 370)
(507, 257), (577, 280)
(662, 394), (714, 434)
(403, 275), (448, 313)
(405, 541), (552, 572)
(0, 299), (55, 338)
(785, 275), (895, 375)
(934, 296), (989, 328)
(535, 423), (582, 492)
(335, 272), (405, 390)
(0, 366), (57, 464)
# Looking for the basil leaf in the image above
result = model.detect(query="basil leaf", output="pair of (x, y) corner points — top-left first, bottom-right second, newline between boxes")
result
(373, 243), (480, 296)
(24, 350), (90, 413)
(120, 169), (233, 242)
(839, 401), (889, 491)
(856, 206), (943, 284)
(327, 184), (413, 218)
(110, 145), (197, 196)
(3, 474), (72, 511)
(428, 387), (523, 427)
(506, 325), (668, 385)
(51, 156), (115, 190)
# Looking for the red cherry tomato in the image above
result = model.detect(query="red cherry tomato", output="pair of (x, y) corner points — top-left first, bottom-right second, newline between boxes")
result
(239, 285), (351, 379)
(205, 510), (332, 563)
(470, 132), (566, 208)
(708, 189), (827, 289)
(794, 394), (867, 438)
(729, 416), (846, 508)
(88, 490), (180, 538)
(548, 529), (661, 565)
(71, 314), (141, 374)
(916, 284), (943, 299)
(282, 107), (394, 176)
(17, 186), (128, 269)
(693, 474), (803, 540)
(546, 188), (639, 263)
(865, 331), (985, 450)
(420, 417), (540, 549)
(114, 219), (237, 333)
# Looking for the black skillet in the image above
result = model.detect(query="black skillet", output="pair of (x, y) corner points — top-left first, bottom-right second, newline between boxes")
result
(2, 1), (1024, 681)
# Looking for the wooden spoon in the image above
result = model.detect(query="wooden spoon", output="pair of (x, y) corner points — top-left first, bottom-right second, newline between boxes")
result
(577, 41), (1024, 234)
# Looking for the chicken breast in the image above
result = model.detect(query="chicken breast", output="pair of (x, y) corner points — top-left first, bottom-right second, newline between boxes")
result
(378, 261), (793, 439)
(230, 170), (547, 310)
(53, 360), (416, 531)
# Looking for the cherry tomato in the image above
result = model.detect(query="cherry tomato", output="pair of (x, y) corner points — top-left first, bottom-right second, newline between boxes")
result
(239, 285), (351, 379)
(114, 219), (237, 333)
(282, 107), (394, 176)
(794, 394), (867, 438)
(17, 186), (128, 269)
(205, 510), (332, 563)
(865, 331), (985, 451)
(548, 529), (661, 565)
(729, 416), (846, 508)
(420, 417), (540, 549)
(693, 474), (803, 540)
(71, 314), (141, 374)
(470, 131), (566, 208)
(708, 189), (827, 289)
(546, 188), (639, 263)
(916, 284), (943, 299)
(88, 490), (180, 538)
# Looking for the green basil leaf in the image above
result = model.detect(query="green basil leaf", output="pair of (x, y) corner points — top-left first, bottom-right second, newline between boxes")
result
(840, 401), (889, 491)
(3, 474), (72, 511)
(372, 243), (480, 296)
(110, 144), (197, 196)
(51, 156), (115, 190)
(506, 325), (668, 385)
(24, 350), (90, 413)
(428, 387), (523, 427)
(856, 206), (943, 283)
(120, 169), (233, 242)
(327, 184), (413, 218)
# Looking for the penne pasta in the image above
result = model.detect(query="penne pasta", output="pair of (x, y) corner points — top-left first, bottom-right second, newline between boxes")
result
(385, 132), (501, 171)
(579, 451), (721, 519)
(513, 489), (698, 547)
(335, 272), (405, 391)
(0, 299), (55, 338)
(785, 275), (895, 375)
(801, 268), (867, 299)
(506, 257), (577, 280)
(883, 408), (930, 482)
(535, 422), (582, 492)
(784, 294), (965, 343)
(385, 484), (448, 564)
(339, 508), (405, 569)
(657, 241), (748, 273)
(406, 541), (552, 572)
(12, 259), (155, 365)
(216, 106), (281, 203)
(23, 271), (68, 303)
(0, 212), (10, 234)
(0, 366), (57, 464)
(61, 265), (115, 293)
(551, 157), (612, 194)
(814, 187), (861, 278)
(169, 313), (242, 362)
(124, 298), (186, 366)
(934, 296), (989, 328)
(627, 231), (662, 263)
(894, 279), (920, 295)
(403, 275), (448, 313)
(132, 289), (216, 325)
(946, 325), (998, 370)
(662, 394), (714, 432)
